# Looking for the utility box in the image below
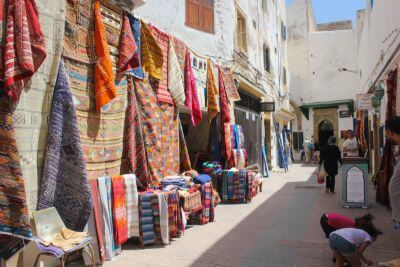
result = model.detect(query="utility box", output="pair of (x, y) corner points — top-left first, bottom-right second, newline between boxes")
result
(342, 157), (369, 209)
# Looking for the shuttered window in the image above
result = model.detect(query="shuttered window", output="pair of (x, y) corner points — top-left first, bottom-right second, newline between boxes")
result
(186, 0), (214, 33)
(236, 10), (247, 53)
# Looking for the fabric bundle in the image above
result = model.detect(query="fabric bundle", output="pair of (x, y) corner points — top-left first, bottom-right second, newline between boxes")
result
(194, 174), (212, 185)
(0, 92), (32, 260)
(38, 60), (93, 231)
(185, 50), (203, 126)
(199, 182), (215, 224)
(94, 0), (117, 111)
(139, 193), (156, 246)
(168, 39), (185, 105)
(161, 178), (187, 188)
(151, 194), (162, 243)
(123, 174), (139, 238)
(118, 12), (139, 74)
(149, 25), (174, 105)
(3, 0), (46, 100)
(167, 190), (180, 238)
(111, 176), (128, 245)
(206, 59), (220, 121)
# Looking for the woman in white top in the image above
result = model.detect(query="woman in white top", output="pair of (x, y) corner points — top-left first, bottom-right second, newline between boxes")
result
(329, 223), (382, 267)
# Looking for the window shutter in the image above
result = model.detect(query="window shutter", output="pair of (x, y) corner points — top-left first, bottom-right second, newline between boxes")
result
(202, 0), (214, 32)
(186, 0), (200, 29)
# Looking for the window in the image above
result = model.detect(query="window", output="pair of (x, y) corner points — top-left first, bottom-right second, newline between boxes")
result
(293, 132), (304, 150)
(236, 10), (247, 53)
(186, 0), (214, 33)
(282, 67), (287, 85)
(281, 21), (287, 41)
(263, 45), (270, 72)
(262, 0), (267, 11)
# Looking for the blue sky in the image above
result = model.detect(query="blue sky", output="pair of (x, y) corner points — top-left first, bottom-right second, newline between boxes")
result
(285, 0), (366, 24)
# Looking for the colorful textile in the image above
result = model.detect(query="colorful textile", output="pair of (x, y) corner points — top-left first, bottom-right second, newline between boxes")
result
(0, 1), (5, 80)
(233, 149), (248, 169)
(179, 119), (192, 172)
(220, 67), (241, 102)
(0, 94), (32, 260)
(157, 193), (169, 245)
(98, 176), (120, 260)
(378, 69), (398, 206)
(133, 79), (179, 186)
(207, 59), (220, 121)
(223, 123), (233, 163)
(139, 193), (155, 246)
(94, 0), (117, 111)
(170, 36), (187, 73)
(126, 13), (144, 79)
(200, 182), (215, 224)
(89, 179), (106, 263)
(118, 12), (138, 74)
(3, 0), (46, 101)
(166, 190), (180, 238)
(111, 176), (128, 245)
(122, 77), (150, 189)
(185, 51), (203, 126)
(141, 21), (163, 80)
(232, 125), (245, 149)
(38, 60), (92, 231)
(151, 194), (162, 243)
(149, 25), (174, 105)
(123, 174), (139, 238)
(168, 39), (185, 105)
(218, 66), (231, 123)
(191, 51), (207, 109)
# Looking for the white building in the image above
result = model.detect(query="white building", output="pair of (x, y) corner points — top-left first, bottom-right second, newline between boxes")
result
(287, 0), (357, 157)
(137, 0), (291, 170)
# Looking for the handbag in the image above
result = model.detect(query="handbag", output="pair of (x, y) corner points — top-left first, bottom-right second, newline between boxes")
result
(319, 161), (327, 177)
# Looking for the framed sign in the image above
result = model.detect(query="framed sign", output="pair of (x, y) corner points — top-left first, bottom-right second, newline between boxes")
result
(357, 94), (373, 110)
(342, 158), (369, 208)
(260, 102), (275, 112)
(339, 110), (351, 118)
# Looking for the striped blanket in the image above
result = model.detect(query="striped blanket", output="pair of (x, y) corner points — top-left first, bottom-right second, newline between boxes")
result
(157, 193), (169, 245)
(89, 179), (106, 263)
(139, 193), (155, 246)
(123, 174), (139, 238)
(111, 176), (128, 245)
(151, 194), (162, 243)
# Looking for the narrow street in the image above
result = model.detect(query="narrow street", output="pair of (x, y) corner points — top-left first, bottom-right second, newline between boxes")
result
(98, 164), (399, 267)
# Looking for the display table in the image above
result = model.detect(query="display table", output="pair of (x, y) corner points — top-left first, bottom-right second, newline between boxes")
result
(342, 157), (369, 208)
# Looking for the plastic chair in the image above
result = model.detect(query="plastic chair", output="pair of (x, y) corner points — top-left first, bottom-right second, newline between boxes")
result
(32, 207), (96, 267)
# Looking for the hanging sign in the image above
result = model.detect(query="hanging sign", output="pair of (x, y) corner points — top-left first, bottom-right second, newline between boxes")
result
(357, 94), (373, 110)
(339, 110), (351, 118)
(260, 102), (275, 112)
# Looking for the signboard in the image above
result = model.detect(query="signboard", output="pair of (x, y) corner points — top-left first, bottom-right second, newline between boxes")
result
(260, 102), (275, 112)
(339, 110), (351, 118)
(342, 158), (369, 208)
(357, 94), (373, 110)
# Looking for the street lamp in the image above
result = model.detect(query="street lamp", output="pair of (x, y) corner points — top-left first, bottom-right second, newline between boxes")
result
(371, 82), (385, 113)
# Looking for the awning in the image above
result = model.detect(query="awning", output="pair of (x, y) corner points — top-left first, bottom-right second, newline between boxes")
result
(299, 99), (354, 120)
(274, 108), (295, 123)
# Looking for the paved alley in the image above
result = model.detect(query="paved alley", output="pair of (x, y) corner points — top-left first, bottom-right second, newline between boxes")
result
(94, 164), (400, 267)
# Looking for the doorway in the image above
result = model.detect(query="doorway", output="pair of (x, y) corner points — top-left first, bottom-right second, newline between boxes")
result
(318, 120), (334, 147)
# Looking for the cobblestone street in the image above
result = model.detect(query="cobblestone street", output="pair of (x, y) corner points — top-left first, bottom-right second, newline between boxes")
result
(96, 164), (400, 267)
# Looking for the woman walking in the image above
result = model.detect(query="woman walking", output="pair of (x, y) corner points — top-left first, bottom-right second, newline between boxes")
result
(319, 136), (342, 194)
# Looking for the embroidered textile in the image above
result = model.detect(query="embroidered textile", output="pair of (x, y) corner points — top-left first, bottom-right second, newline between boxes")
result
(185, 51), (202, 126)
(166, 190), (180, 238)
(38, 60), (92, 231)
(170, 36), (187, 73)
(168, 39), (185, 105)
(191, 51), (207, 109)
(179, 119), (192, 172)
(123, 174), (139, 238)
(3, 0), (46, 101)
(133, 79), (179, 186)
(206, 59), (219, 121)
(98, 176), (121, 260)
(126, 14), (144, 79)
(118, 12), (138, 74)
(139, 193), (155, 246)
(0, 93), (32, 260)
(218, 66), (231, 123)
(89, 179), (106, 263)
(94, 0), (117, 111)
(122, 77), (150, 189)
(141, 21), (163, 80)
(149, 25), (174, 105)
(157, 193), (169, 245)
(111, 176), (128, 245)
(220, 67), (240, 102)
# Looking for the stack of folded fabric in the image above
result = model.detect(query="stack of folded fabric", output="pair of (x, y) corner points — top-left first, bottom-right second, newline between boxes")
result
(222, 169), (247, 203)
(160, 176), (187, 189)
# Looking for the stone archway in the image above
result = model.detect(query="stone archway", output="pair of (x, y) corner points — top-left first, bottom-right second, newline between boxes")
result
(313, 108), (338, 145)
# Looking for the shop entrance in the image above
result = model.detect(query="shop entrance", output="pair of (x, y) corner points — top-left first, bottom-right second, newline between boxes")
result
(318, 120), (334, 147)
